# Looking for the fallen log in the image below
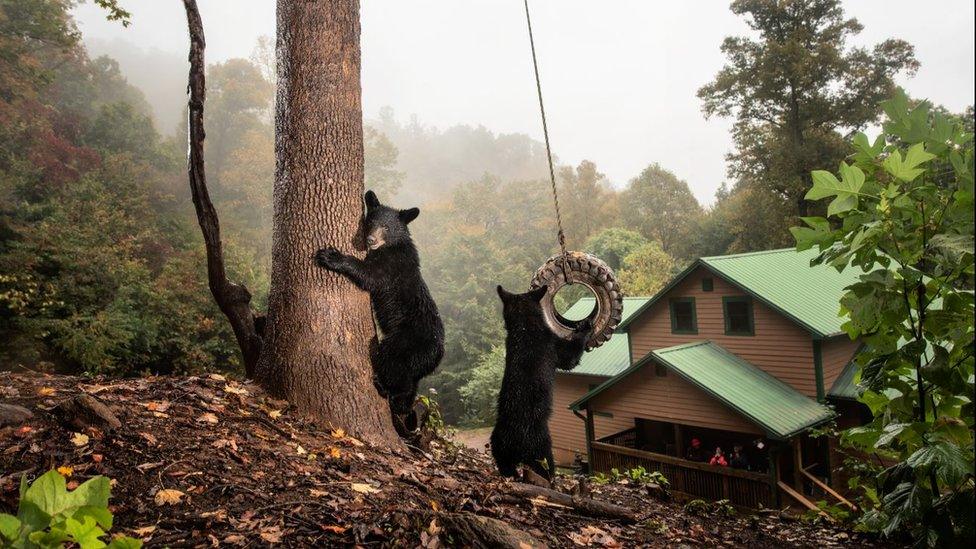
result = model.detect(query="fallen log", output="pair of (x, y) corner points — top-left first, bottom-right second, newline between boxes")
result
(506, 482), (637, 523)
(442, 512), (547, 549)
(53, 394), (121, 432)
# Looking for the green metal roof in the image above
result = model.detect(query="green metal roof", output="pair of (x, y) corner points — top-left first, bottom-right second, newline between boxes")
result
(701, 248), (862, 337)
(571, 341), (836, 439)
(618, 248), (864, 337)
(559, 297), (650, 377)
(829, 356), (861, 400)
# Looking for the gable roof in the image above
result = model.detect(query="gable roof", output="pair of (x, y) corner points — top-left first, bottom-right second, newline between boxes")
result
(558, 297), (650, 378)
(617, 248), (863, 338)
(828, 350), (864, 401)
(570, 341), (836, 439)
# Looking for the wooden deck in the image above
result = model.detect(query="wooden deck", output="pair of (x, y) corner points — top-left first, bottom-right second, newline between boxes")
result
(590, 441), (775, 509)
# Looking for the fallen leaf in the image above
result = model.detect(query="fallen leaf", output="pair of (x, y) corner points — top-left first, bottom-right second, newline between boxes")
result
(213, 438), (238, 451)
(309, 488), (329, 498)
(57, 466), (73, 477)
(328, 447), (342, 459)
(201, 509), (227, 520)
(154, 489), (185, 506)
(92, 454), (103, 463)
(80, 384), (113, 394)
(132, 525), (156, 537)
(295, 444), (307, 455)
(145, 401), (170, 412)
(70, 432), (89, 447)
(196, 412), (219, 425)
(15, 426), (32, 437)
(139, 432), (159, 446)
(37, 387), (57, 396)
(322, 525), (347, 534)
(331, 427), (346, 439)
(208, 373), (226, 382)
(223, 384), (248, 396)
(267, 409), (282, 419)
(259, 526), (283, 543)
(66, 480), (79, 490)
(350, 483), (380, 495)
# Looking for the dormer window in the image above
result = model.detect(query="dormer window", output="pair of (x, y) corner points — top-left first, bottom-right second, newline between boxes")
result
(669, 297), (697, 334)
(723, 296), (754, 336)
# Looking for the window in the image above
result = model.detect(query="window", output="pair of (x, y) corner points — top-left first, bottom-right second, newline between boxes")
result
(701, 278), (714, 291)
(723, 296), (754, 335)
(669, 297), (697, 334)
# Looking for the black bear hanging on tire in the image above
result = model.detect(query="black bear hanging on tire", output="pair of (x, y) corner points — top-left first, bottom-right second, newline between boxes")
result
(530, 251), (623, 350)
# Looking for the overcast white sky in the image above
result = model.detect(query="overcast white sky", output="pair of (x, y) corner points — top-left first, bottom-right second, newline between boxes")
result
(73, 1), (975, 205)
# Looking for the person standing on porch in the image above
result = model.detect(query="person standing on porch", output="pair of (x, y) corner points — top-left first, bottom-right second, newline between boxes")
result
(685, 438), (705, 462)
(709, 446), (729, 467)
(730, 445), (750, 470)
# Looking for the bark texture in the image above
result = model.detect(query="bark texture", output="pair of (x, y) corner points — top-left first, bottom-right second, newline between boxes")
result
(256, 0), (400, 447)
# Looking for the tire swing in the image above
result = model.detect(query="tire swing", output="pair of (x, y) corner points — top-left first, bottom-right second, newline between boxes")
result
(522, 0), (623, 350)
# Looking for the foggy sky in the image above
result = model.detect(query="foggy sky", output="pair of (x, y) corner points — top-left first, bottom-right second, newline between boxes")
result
(73, 1), (975, 205)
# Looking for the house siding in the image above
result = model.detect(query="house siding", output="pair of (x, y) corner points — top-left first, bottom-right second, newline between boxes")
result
(821, 336), (861, 392)
(628, 266), (819, 398)
(551, 375), (633, 465)
(588, 364), (763, 435)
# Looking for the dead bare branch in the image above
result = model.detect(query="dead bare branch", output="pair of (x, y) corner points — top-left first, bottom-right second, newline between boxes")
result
(181, 0), (263, 377)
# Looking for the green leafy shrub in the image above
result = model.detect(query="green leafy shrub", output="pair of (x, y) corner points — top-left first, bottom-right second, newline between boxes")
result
(792, 89), (974, 546)
(683, 499), (711, 517)
(0, 471), (141, 548)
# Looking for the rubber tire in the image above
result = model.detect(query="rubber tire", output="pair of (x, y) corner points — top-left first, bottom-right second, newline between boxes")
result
(529, 251), (624, 350)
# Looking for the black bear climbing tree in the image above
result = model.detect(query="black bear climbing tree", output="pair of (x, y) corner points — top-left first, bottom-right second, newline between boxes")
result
(183, 0), (400, 447)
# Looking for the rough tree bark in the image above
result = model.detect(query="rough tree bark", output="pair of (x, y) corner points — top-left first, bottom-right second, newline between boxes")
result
(182, 0), (398, 447)
(255, 0), (400, 447)
(182, 0), (263, 377)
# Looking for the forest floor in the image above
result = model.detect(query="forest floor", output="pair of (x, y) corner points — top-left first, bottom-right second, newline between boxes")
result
(1, 372), (892, 548)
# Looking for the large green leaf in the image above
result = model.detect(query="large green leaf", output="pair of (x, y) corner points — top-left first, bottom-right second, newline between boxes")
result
(906, 442), (973, 487)
(805, 164), (867, 216)
(882, 143), (936, 182)
(22, 472), (110, 522)
(65, 515), (108, 549)
(0, 514), (21, 541)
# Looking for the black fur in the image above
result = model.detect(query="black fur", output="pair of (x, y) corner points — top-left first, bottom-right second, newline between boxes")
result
(315, 190), (444, 415)
(490, 285), (590, 481)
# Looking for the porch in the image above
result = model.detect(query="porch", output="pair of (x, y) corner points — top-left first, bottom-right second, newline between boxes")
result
(590, 426), (855, 513)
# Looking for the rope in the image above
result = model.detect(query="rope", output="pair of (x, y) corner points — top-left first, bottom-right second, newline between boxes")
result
(523, 0), (568, 262)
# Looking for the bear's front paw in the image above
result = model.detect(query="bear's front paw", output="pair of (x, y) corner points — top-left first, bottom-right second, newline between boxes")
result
(576, 318), (594, 334)
(315, 247), (344, 269)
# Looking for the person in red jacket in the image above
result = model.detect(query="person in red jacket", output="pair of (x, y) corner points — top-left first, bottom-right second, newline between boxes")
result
(709, 446), (728, 467)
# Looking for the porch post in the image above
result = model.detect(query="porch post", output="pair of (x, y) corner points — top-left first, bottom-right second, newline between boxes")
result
(768, 443), (781, 507)
(584, 404), (595, 468)
(674, 423), (685, 458)
(792, 437), (804, 493)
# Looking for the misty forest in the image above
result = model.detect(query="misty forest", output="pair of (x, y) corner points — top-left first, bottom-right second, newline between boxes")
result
(1, 0), (973, 547)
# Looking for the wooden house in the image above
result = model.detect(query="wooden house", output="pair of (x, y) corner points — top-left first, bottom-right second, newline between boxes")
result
(550, 248), (865, 510)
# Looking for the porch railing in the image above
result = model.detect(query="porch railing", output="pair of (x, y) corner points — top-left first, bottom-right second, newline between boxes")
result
(597, 427), (637, 448)
(591, 441), (774, 509)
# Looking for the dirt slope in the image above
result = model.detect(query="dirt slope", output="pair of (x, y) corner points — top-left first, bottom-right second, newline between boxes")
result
(1, 372), (885, 547)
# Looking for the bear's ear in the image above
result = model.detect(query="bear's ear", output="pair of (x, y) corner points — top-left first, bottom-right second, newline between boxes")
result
(398, 207), (420, 225)
(528, 285), (548, 302)
(364, 190), (380, 211)
(496, 285), (512, 301)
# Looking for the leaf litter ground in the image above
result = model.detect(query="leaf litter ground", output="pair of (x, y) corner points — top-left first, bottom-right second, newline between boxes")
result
(1, 372), (893, 547)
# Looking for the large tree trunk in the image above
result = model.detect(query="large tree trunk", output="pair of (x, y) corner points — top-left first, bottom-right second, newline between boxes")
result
(255, 0), (400, 448)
